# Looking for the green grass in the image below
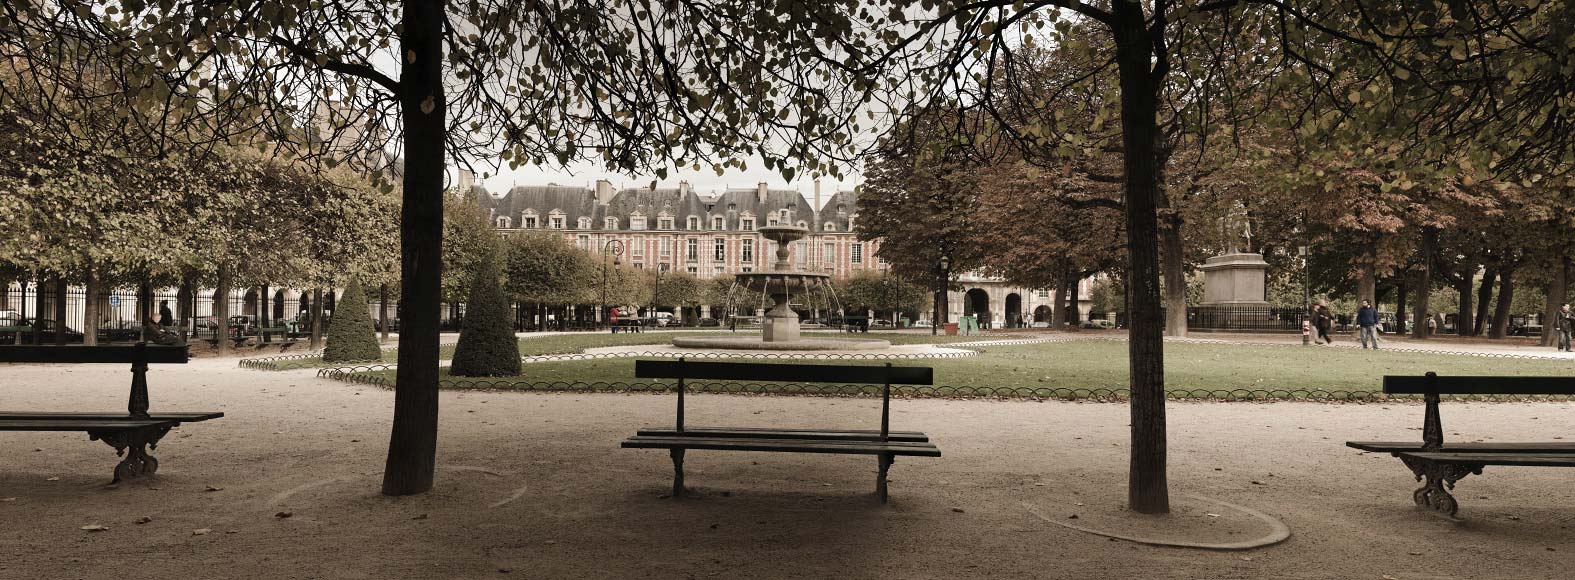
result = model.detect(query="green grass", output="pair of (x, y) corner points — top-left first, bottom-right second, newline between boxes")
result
(353, 340), (1575, 395)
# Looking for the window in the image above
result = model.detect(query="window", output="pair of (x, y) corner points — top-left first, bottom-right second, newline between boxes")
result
(741, 266), (753, 273)
(687, 216), (700, 230)
(577, 235), (591, 250)
(714, 267), (725, 277)
(767, 217), (778, 226)
(687, 238), (698, 261)
(1037, 289), (1050, 298)
(577, 217), (592, 229)
(605, 217), (618, 229)
(632, 244), (645, 260)
(712, 216), (725, 230)
(848, 214), (857, 230)
(634, 262), (644, 269)
(823, 222), (836, 232)
(851, 243), (863, 264)
(658, 217), (674, 230)
(660, 236), (672, 258)
(742, 239), (754, 262)
(549, 216), (565, 229)
(658, 263), (671, 272)
(741, 218), (755, 231)
(630, 214), (647, 230)
(714, 238), (726, 261)
(797, 221), (807, 228)
(523, 215), (538, 228)
(496, 216), (512, 228)
(823, 242), (834, 265)
(687, 266), (698, 274)
(779, 209), (790, 222)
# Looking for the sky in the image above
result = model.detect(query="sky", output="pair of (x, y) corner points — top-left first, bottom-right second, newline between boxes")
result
(462, 155), (864, 208)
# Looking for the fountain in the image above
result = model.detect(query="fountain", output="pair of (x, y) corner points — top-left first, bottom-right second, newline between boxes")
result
(672, 225), (891, 351)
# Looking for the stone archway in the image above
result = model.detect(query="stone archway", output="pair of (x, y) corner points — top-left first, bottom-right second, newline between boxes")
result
(1005, 293), (1023, 328)
(1034, 305), (1052, 324)
(242, 289), (259, 317)
(964, 288), (990, 328)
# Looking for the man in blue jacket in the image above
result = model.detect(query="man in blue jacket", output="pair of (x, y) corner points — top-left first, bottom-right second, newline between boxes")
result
(1357, 299), (1380, 350)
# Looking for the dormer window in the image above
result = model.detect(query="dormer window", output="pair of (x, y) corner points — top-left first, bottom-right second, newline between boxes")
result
(767, 217), (778, 226)
(712, 216), (725, 230)
(577, 217), (592, 229)
(687, 216), (700, 230)
(796, 221), (808, 228)
(779, 209), (790, 222)
(605, 217), (619, 229)
(630, 212), (647, 230)
(496, 216), (512, 229)
(741, 218), (755, 231)
(658, 217), (674, 230)
(847, 214), (856, 230)
(823, 222), (836, 232)
(548, 210), (565, 229)
(523, 215), (538, 228)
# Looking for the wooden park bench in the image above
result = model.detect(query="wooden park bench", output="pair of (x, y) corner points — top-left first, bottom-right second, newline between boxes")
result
(1347, 372), (1575, 518)
(0, 343), (223, 483)
(622, 359), (941, 503)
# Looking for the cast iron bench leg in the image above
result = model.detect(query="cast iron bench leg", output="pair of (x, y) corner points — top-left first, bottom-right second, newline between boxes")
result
(877, 453), (894, 503)
(670, 448), (686, 498)
(88, 424), (172, 483)
(1400, 455), (1482, 518)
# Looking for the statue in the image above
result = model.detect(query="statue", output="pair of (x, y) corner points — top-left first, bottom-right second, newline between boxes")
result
(1223, 202), (1252, 254)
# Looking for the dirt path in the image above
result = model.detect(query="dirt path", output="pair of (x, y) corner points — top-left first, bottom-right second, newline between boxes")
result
(2, 359), (1572, 579)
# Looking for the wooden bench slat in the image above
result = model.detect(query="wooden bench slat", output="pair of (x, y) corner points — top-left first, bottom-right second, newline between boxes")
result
(1347, 441), (1575, 453)
(0, 419), (174, 431)
(1383, 375), (1575, 395)
(622, 436), (942, 457)
(0, 411), (224, 422)
(0, 345), (189, 364)
(638, 427), (929, 442)
(635, 359), (933, 385)
(1398, 452), (1575, 467)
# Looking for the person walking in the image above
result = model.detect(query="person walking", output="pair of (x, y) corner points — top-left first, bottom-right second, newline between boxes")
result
(1314, 302), (1335, 344)
(1558, 304), (1573, 352)
(1356, 299), (1380, 349)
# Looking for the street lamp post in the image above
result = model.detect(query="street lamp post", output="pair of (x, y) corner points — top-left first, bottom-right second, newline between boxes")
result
(652, 264), (668, 326)
(934, 256), (951, 335)
(1300, 244), (1311, 346)
(601, 239), (624, 333)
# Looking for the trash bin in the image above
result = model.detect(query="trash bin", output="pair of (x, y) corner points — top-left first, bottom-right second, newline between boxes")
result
(899, 316), (910, 329)
(943, 322), (959, 335)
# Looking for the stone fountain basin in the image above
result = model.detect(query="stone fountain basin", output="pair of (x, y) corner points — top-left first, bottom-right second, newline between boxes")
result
(735, 271), (832, 294)
(670, 336), (892, 351)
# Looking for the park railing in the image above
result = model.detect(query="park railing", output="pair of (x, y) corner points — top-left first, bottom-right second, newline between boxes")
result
(1184, 304), (1307, 332)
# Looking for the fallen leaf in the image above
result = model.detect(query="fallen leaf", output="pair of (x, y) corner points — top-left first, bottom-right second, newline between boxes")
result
(80, 524), (109, 532)
(134, 516), (152, 524)
(274, 511), (293, 519)
(192, 528), (211, 536)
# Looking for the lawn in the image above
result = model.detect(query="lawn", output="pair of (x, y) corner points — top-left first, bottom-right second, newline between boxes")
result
(349, 339), (1575, 397)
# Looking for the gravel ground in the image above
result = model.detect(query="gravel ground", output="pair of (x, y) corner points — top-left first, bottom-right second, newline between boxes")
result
(2, 357), (1573, 580)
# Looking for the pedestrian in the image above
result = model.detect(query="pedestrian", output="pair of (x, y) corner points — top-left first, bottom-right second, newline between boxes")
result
(1314, 302), (1335, 344)
(1425, 315), (1437, 337)
(158, 300), (174, 327)
(1558, 304), (1573, 352)
(1356, 299), (1380, 349)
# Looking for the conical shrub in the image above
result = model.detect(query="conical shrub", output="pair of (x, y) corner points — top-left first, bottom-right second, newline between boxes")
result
(323, 280), (382, 362)
(450, 247), (521, 376)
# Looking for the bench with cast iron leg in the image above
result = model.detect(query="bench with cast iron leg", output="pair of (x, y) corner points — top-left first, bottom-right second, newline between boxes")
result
(1347, 373), (1575, 518)
(0, 344), (223, 482)
(621, 359), (940, 503)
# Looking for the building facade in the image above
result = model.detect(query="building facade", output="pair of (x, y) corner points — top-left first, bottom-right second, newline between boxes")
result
(469, 179), (1092, 328)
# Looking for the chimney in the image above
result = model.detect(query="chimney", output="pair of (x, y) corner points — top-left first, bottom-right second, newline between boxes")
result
(679, 180), (690, 196)
(813, 179), (822, 212)
(457, 169), (474, 194)
(595, 179), (615, 205)
(757, 182), (768, 204)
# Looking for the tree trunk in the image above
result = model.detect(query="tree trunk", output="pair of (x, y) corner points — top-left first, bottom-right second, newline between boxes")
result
(380, 283), (390, 343)
(1490, 268), (1515, 339)
(310, 288), (325, 349)
(1474, 265), (1496, 335)
(260, 284), (270, 328)
(1541, 256), (1567, 347)
(83, 260), (99, 347)
(1114, 1), (1168, 514)
(52, 277), (66, 346)
(1161, 216), (1187, 337)
(1411, 230), (1435, 340)
(1359, 261), (1377, 304)
(1455, 273), (1474, 338)
(1068, 275), (1082, 325)
(178, 277), (192, 341)
(384, 0), (444, 497)
(215, 267), (231, 356)
(34, 272), (46, 345)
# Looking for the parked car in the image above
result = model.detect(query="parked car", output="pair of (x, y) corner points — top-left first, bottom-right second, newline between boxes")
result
(1080, 319), (1117, 330)
(696, 317), (721, 327)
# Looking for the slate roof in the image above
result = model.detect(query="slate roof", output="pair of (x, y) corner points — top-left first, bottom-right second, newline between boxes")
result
(464, 183), (856, 233)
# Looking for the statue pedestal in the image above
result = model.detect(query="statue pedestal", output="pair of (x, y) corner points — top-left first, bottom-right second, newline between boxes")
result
(761, 296), (801, 342)
(1198, 253), (1270, 306)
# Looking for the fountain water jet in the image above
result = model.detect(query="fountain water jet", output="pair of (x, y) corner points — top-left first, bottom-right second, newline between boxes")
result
(672, 226), (890, 351)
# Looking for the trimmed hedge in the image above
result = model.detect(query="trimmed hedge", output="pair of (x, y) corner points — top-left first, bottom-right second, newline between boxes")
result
(323, 280), (382, 362)
(450, 247), (521, 376)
